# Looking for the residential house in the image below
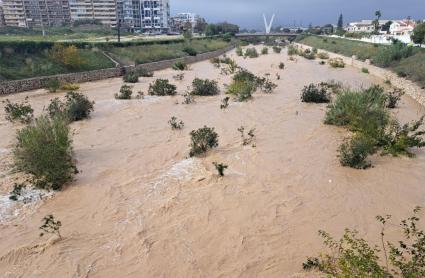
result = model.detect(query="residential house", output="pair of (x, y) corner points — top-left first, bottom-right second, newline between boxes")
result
(389, 20), (416, 36)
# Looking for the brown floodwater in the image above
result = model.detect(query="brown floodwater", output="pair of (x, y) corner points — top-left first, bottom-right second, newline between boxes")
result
(0, 46), (424, 277)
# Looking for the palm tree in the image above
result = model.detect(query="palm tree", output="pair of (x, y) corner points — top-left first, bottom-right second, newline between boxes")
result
(373, 10), (382, 33)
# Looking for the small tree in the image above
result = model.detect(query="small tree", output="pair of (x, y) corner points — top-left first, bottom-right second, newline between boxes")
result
(39, 215), (62, 239)
(189, 126), (219, 157)
(213, 162), (228, 176)
(411, 23), (425, 46)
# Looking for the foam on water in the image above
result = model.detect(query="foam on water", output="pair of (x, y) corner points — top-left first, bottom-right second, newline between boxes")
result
(0, 188), (53, 223)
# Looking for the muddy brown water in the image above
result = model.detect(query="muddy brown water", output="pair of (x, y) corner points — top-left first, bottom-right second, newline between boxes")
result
(0, 46), (424, 277)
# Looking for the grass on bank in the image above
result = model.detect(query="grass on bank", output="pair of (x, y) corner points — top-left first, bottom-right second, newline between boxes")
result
(108, 39), (229, 65)
(0, 48), (114, 81)
(298, 35), (425, 87)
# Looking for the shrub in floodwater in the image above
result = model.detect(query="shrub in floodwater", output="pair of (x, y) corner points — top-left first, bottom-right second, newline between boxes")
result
(148, 79), (177, 96)
(279, 62), (285, 70)
(189, 126), (219, 157)
(320, 80), (344, 94)
(115, 85), (133, 99)
(9, 182), (26, 201)
(238, 126), (256, 146)
(182, 92), (195, 104)
(191, 78), (219, 96)
(14, 115), (76, 190)
(3, 97), (34, 123)
(173, 73), (185, 81)
(362, 67), (370, 74)
(381, 116), (425, 157)
(172, 61), (188, 71)
(210, 57), (221, 67)
(168, 116), (184, 130)
(301, 83), (330, 103)
(386, 88), (404, 108)
(61, 83), (80, 91)
(272, 46), (282, 53)
(338, 135), (375, 169)
(276, 73), (281, 80)
(287, 45), (299, 56)
(227, 80), (255, 102)
(302, 50), (316, 60)
(40, 214), (62, 239)
(261, 78), (277, 94)
(54, 91), (94, 122)
(317, 52), (329, 59)
(123, 71), (139, 83)
(220, 97), (230, 109)
(45, 79), (60, 93)
(236, 47), (243, 56)
(328, 58), (345, 68)
(261, 47), (269, 55)
(213, 162), (228, 176)
(304, 207), (425, 277)
(244, 47), (259, 58)
(319, 61), (326, 65)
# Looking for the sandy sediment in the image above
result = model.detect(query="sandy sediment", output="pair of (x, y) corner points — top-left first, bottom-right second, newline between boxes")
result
(0, 45), (424, 277)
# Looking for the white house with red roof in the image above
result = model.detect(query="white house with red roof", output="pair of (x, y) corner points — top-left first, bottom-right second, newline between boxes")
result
(390, 20), (416, 36)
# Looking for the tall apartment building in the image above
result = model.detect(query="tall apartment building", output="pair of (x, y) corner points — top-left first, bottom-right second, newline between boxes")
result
(1, 0), (70, 28)
(2, 0), (26, 27)
(170, 12), (199, 32)
(0, 5), (6, 26)
(69, 0), (117, 27)
(116, 0), (169, 33)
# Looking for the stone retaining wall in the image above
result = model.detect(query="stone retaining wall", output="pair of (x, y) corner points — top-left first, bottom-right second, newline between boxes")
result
(295, 43), (425, 107)
(0, 45), (235, 95)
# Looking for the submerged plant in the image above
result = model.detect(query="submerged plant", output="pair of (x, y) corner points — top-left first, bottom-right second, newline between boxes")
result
(168, 116), (184, 130)
(3, 97), (34, 124)
(301, 83), (330, 103)
(172, 61), (188, 71)
(213, 162), (228, 176)
(238, 126), (256, 146)
(9, 182), (26, 201)
(115, 85), (133, 99)
(220, 97), (230, 110)
(40, 214), (62, 239)
(386, 88), (404, 108)
(191, 78), (219, 96)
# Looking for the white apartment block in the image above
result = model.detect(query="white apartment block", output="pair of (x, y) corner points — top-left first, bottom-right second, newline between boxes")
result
(2, 0), (26, 27)
(345, 20), (390, 33)
(140, 0), (169, 33)
(0, 5), (5, 26)
(69, 0), (117, 27)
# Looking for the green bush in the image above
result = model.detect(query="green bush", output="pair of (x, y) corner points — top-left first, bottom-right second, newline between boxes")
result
(183, 46), (197, 56)
(301, 83), (330, 103)
(278, 62), (285, 70)
(189, 126), (219, 157)
(148, 79), (177, 96)
(227, 80), (255, 102)
(272, 46), (282, 53)
(260, 78), (277, 94)
(317, 52), (329, 59)
(304, 207), (425, 277)
(61, 83), (80, 91)
(361, 67), (370, 74)
(172, 61), (188, 71)
(115, 85), (133, 99)
(3, 97), (34, 123)
(261, 47), (269, 55)
(244, 47), (259, 58)
(47, 92), (94, 122)
(14, 115), (76, 190)
(302, 50), (316, 60)
(287, 45), (299, 56)
(338, 135), (375, 169)
(123, 72), (139, 83)
(236, 47), (243, 56)
(381, 117), (425, 157)
(45, 79), (61, 93)
(328, 57), (345, 68)
(373, 41), (414, 67)
(191, 78), (219, 96)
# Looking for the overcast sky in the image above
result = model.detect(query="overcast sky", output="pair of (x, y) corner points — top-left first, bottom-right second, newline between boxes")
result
(171, 0), (425, 29)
